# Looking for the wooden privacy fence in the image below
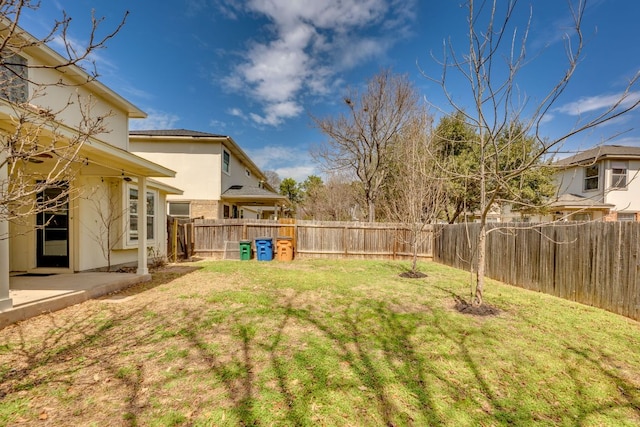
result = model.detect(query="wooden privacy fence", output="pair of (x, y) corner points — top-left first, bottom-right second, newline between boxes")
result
(167, 217), (195, 261)
(191, 219), (433, 260)
(434, 222), (640, 321)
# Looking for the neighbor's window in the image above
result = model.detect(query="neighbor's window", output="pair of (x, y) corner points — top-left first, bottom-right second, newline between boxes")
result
(128, 187), (156, 242)
(584, 164), (599, 191)
(0, 53), (28, 103)
(168, 202), (190, 218)
(223, 149), (230, 174)
(617, 212), (636, 222)
(223, 204), (230, 218)
(611, 161), (628, 189)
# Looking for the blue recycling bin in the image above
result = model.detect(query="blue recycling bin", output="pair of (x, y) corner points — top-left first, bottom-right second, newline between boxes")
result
(255, 237), (273, 261)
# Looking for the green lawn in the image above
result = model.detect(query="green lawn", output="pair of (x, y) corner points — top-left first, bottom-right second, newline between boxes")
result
(1, 259), (639, 426)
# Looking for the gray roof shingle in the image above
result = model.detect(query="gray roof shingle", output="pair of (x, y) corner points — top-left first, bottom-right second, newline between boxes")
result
(129, 129), (227, 138)
(555, 145), (640, 166)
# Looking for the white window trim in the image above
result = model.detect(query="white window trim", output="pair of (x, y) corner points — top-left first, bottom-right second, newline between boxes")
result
(583, 164), (599, 192)
(617, 212), (636, 222)
(124, 183), (158, 248)
(610, 161), (628, 190)
(223, 149), (231, 175)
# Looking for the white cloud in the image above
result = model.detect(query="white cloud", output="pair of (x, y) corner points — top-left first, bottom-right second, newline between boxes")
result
(228, 107), (246, 119)
(129, 109), (180, 130)
(273, 165), (317, 182)
(249, 101), (303, 126)
(555, 91), (640, 116)
(217, 0), (417, 127)
(247, 144), (319, 181)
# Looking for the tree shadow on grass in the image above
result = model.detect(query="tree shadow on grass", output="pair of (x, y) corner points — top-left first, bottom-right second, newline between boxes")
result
(564, 344), (640, 424)
(0, 265), (203, 425)
(271, 298), (448, 426)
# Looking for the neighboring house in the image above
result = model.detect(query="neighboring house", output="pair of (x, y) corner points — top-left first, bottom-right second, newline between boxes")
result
(553, 145), (640, 221)
(129, 129), (288, 219)
(0, 24), (181, 310)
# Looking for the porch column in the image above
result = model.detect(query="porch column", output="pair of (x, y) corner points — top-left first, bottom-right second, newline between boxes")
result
(136, 176), (148, 275)
(0, 152), (13, 310)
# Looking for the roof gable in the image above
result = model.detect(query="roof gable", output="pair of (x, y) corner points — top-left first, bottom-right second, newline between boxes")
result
(555, 145), (640, 166)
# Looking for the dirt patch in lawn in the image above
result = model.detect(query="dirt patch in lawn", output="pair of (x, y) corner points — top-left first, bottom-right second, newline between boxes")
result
(399, 271), (428, 279)
(453, 296), (500, 316)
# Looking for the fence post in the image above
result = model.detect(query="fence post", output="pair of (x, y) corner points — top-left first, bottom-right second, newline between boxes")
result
(172, 218), (178, 263)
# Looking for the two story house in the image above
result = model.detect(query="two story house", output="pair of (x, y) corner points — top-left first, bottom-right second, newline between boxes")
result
(129, 129), (288, 220)
(0, 23), (180, 310)
(552, 145), (640, 221)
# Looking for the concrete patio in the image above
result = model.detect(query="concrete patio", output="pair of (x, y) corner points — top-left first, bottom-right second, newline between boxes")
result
(0, 272), (151, 328)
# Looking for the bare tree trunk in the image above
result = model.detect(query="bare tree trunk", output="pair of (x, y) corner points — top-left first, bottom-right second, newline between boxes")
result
(474, 224), (486, 305)
(367, 200), (375, 222)
(411, 230), (418, 273)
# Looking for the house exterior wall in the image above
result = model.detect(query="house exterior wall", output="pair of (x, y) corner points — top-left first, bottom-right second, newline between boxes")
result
(220, 144), (264, 190)
(8, 175), (169, 272)
(555, 165), (605, 202)
(131, 140), (222, 200)
(603, 159), (640, 212)
(27, 65), (130, 150)
(555, 158), (640, 221)
(131, 138), (266, 219)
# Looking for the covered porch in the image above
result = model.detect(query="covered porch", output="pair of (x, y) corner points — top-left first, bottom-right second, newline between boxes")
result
(0, 121), (178, 312)
(221, 185), (289, 219)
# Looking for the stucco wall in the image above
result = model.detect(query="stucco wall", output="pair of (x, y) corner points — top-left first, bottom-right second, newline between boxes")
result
(131, 140), (222, 200)
(604, 159), (640, 212)
(556, 160), (640, 213)
(27, 62), (130, 150)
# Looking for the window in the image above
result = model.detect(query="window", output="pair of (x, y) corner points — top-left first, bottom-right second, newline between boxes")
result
(617, 212), (636, 222)
(611, 161), (627, 189)
(128, 187), (156, 242)
(0, 53), (28, 103)
(223, 149), (230, 174)
(584, 164), (599, 191)
(168, 202), (190, 218)
(223, 204), (230, 218)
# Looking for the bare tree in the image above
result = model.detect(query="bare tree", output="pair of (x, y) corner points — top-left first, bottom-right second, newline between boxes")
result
(382, 110), (446, 274)
(84, 180), (127, 271)
(0, 1), (127, 237)
(262, 170), (281, 190)
(312, 68), (422, 221)
(427, 0), (640, 306)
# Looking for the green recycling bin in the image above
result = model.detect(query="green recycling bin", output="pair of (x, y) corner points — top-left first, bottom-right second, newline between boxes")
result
(239, 240), (252, 261)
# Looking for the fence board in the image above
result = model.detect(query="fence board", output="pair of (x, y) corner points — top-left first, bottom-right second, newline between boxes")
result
(191, 219), (433, 260)
(434, 222), (640, 322)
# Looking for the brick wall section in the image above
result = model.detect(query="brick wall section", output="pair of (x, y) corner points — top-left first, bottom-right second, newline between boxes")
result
(604, 211), (617, 222)
(190, 200), (219, 219)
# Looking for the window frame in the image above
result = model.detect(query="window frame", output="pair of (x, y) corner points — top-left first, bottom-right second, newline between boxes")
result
(126, 184), (157, 246)
(223, 149), (230, 175)
(610, 161), (628, 190)
(0, 53), (28, 104)
(583, 164), (599, 192)
(617, 212), (636, 222)
(168, 201), (190, 218)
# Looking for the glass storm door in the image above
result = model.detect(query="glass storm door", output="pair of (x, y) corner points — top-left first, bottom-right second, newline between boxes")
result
(36, 186), (69, 268)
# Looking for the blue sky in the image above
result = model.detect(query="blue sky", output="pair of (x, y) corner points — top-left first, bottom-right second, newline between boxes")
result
(20, 0), (640, 182)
